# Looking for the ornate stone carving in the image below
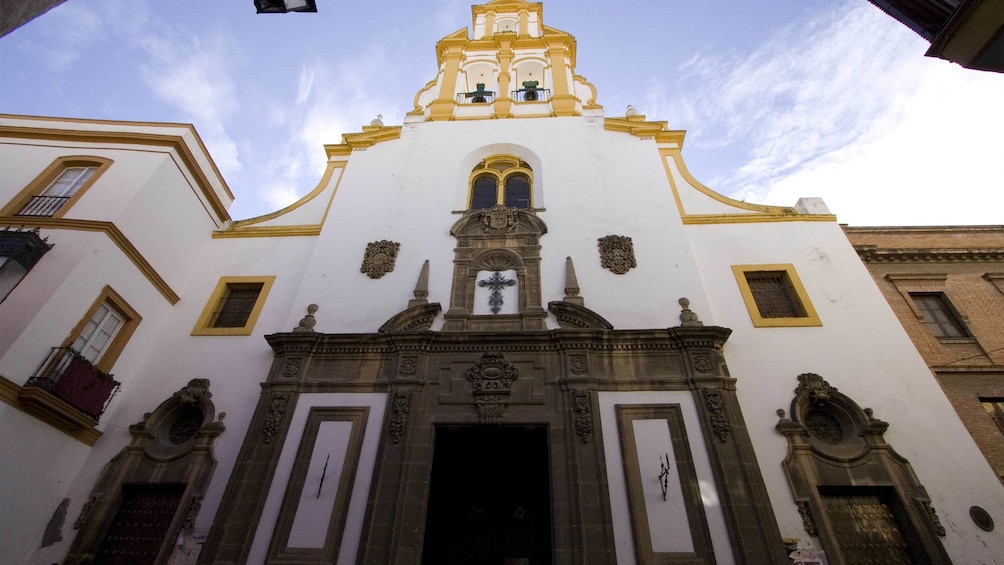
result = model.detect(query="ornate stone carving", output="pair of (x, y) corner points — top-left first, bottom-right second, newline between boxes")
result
(262, 394), (288, 443)
(466, 352), (519, 424)
(573, 391), (593, 443)
(389, 392), (411, 443)
(702, 389), (730, 442)
(360, 240), (400, 279)
(293, 304), (318, 332)
(923, 500), (947, 537)
(804, 409), (842, 444)
(283, 358), (301, 378)
(74, 497), (96, 530)
(399, 357), (417, 376)
(479, 205), (518, 234)
(174, 378), (212, 405)
(692, 353), (713, 373)
(598, 235), (636, 274)
(182, 496), (203, 531)
(795, 372), (835, 406)
(678, 297), (704, 327)
(569, 354), (588, 375)
(797, 501), (818, 537)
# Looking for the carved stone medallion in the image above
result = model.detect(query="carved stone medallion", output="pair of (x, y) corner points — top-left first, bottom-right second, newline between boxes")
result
(479, 205), (518, 234)
(597, 235), (637, 274)
(361, 240), (400, 279)
(466, 352), (519, 424)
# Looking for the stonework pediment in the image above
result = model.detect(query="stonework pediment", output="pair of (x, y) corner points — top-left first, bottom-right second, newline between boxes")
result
(450, 206), (547, 238)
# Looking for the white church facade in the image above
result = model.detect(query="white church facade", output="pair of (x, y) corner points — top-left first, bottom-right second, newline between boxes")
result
(2, 1), (1003, 563)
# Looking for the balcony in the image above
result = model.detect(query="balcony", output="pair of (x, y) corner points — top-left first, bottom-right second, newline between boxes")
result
(511, 88), (551, 103)
(21, 347), (120, 421)
(16, 195), (71, 217)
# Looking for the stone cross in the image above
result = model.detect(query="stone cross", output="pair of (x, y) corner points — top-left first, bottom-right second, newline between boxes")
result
(478, 271), (516, 314)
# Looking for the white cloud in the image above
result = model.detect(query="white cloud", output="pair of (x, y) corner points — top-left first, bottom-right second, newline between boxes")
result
(139, 33), (242, 174)
(16, 2), (106, 71)
(648, 1), (1004, 226)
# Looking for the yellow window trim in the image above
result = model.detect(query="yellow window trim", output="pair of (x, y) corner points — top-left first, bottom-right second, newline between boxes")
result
(467, 154), (533, 209)
(192, 276), (276, 336)
(63, 285), (143, 373)
(0, 155), (113, 218)
(732, 264), (822, 328)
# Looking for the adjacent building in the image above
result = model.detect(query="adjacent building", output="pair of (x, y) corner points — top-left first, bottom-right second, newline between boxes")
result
(847, 225), (1004, 486)
(2, 1), (1003, 563)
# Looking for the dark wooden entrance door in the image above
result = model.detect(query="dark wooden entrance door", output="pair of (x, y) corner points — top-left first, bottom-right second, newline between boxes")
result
(94, 483), (185, 565)
(821, 489), (929, 565)
(422, 426), (552, 565)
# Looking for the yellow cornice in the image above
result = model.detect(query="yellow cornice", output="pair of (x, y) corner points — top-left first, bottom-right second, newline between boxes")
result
(212, 225), (322, 238)
(324, 125), (402, 157)
(574, 74), (602, 109)
(604, 116), (684, 145)
(0, 216), (180, 304)
(0, 120), (233, 222)
(656, 148), (837, 225)
(230, 162), (340, 228)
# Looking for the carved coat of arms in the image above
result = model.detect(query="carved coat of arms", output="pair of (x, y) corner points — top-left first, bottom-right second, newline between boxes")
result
(466, 352), (519, 424)
(480, 205), (518, 234)
(361, 240), (400, 279)
(597, 235), (637, 274)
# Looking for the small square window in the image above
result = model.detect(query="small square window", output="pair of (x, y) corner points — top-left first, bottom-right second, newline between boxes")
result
(909, 293), (968, 338)
(732, 264), (821, 328)
(192, 276), (275, 336)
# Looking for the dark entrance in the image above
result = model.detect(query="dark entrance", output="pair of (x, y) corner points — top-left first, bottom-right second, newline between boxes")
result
(94, 483), (185, 564)
(422, 426), (552, 565)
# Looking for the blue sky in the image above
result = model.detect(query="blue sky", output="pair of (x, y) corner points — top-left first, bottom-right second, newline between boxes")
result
(2, 0), (1002, 225)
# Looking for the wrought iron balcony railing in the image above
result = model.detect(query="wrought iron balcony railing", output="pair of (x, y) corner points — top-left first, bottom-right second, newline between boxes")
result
(456, 91), (496, 104)
(17, 195), (71, 217)
(24, 347), (120, 420)
(511, 88), (551, 102)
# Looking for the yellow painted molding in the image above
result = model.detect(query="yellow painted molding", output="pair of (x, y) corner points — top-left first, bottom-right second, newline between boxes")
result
(323, 126), (402, 156)
(659, 148), (835, 224)
(573, 74), (602, 109)
(732, 264), (822, 328)
(230, 163), (341, 228)
(0, 155), (113, 217)
(1, 374), (102, 445)
(0, 120), (233, 222)
(682, 214), (838, 225)
(604, 116), (682, 142)
(192, 275), (276, 336)
(0, 216), (180, 304)
(212, 225), (322, 238)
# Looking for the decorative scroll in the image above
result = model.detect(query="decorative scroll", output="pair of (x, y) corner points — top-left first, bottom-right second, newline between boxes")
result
(262, 394), (288, 443)
(360, 240), (400, 279)
(795, 372), (835, 405)
(573, 391), (593, 443)
(923, 500), (947, 537)
(466, 352), (519, 424)
(797, 501), (818, 537)
(389, 392), (411, 443)
(702, 389), (731, 442)
(598, 235), (636, 274)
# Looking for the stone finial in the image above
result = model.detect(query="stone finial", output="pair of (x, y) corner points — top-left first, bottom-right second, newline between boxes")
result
(408, 260), (430, 309)
(293, 304), (318, 332)
(370, 114), (384, 127)
(625, 105), (639, 116)
(678, 297), (703, 327)
(563, 256), (584, 306)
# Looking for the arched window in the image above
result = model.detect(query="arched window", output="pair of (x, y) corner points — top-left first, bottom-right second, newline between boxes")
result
(0, 155), (113, 218)
(468, 156), (533, 210)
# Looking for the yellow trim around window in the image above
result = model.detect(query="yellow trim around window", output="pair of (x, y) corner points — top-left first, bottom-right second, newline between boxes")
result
(192, 276), (276, 336)
(467, 154), (533, 209)
(62, 285), (143, 373)
(732, 264), (821, 328)
(0, 155), (113, 218)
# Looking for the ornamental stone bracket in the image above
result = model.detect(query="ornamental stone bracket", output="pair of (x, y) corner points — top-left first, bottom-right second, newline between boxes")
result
(466, 352), (519, 424)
